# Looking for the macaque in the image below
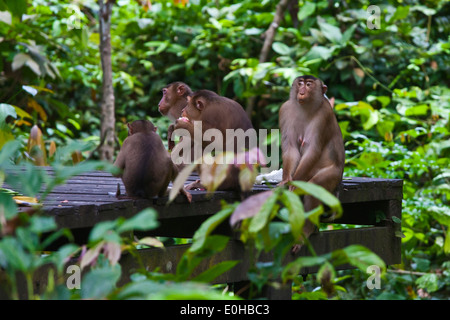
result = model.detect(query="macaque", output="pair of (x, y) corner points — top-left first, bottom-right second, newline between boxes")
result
(158, 82), (193, 150)
(174, 90), (254, 191)
(279, 75), (345, 251)
(114, 120), (191, 202)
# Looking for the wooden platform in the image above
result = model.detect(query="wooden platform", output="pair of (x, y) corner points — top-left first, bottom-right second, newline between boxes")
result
(3, 167), (403, 299)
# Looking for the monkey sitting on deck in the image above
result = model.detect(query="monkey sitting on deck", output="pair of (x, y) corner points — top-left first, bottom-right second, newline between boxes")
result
(230, 76), (345, 253)
(279, 75), (345, 252)
(113, 120), (191, 203)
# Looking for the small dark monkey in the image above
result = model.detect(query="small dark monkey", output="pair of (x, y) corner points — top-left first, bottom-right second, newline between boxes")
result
(174, 90), (254, 191)
(279, 75), (345, 251)
(158, 82), (193, 150)
(114, 120), (191, 202)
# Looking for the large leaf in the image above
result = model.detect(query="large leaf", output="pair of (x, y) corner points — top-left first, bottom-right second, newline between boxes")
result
(248, 190), (279, 234)
(298, 2), (315, 20)
(279, 189), (305, 239)
(272, 42), (290, 55)
(332, 245), (386, 273)
(0, 237), (32, 272)
(5, 0), (27, 18)
(117, 208), (159, 233)
(282, 256), (328, 281)
(89, 220), (118, 243)
(317, 17), (342, 44)
(416, 273), (439, 293)
(189, 205), (234, 253)
(230, 190), (273, 227)
(81, 264), (122, 299)
(192, 260), (240, 282)
(289, 181), (343, 218)
(0, 140), (21, 166)
(0, 103), (17, 127)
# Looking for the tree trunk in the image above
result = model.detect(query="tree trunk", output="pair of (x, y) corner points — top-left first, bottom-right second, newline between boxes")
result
(245, 0), (291, 119)
(98, 0), (116, 162)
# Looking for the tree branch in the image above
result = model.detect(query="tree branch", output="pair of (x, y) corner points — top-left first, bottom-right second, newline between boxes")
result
(246, 0), (290, 118)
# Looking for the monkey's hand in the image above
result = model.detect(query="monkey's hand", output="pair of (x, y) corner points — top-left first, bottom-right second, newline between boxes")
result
(277, 179), (291, 188)
(168, 124), (175, 151)
(180, 188), (192, 203)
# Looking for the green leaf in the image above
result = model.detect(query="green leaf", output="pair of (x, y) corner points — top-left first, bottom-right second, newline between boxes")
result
(0, 237), (31, 272)
(5, 163), (48, 198)
(249, 190), (279, 234)
(272, 42), (290, 55)
(428, 206), (450, 226)
(5, 0), (27, 18)
(333, 245), (386, 273)
(282, 256), (327, 281)
(81, 264), (122, 299)
(305, 205), (324, 227)
(189, 205), (234, 253)
(89, 220), (118, 243)
(0, 103), (17, 126)
(342, 24), (356, 43)
(50, 244), (80, 274)
(29, 216), (57, 234)
(0, 140), (21, 165)
(404, 104), (429, 116)
(306, 46), (333, 60)
(392, 216), (402, 224)
(117, 208), (159, 234)
(289, 181), (342, 218)
(192, 260), (239, 282)
(298, 2), (316, 20)
(416, 273), (439, 293)
(317, 18), (342, 43)
(0, 191), (18, 220)
(280, 190), (305, 239)
(389, 6), (410, 22)
(444, 228), (450, 254)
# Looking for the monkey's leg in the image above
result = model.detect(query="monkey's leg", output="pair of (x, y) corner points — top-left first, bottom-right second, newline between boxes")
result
(291, 165), (342, 254)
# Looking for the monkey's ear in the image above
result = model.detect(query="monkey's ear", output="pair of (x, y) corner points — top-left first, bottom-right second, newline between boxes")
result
(127, 122), (133, 135)
(153, 126), (157, 132)
(177, 85), (185, 96)
(322, 84), (328, 95)
(195, 100), (205, 111)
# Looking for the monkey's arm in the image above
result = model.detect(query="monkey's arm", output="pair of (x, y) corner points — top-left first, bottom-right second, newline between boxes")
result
(167, 123), (175, 150)
(113, 142), (128, 177)
(280, 144), (301, 183)
(291, 141), (321, 182)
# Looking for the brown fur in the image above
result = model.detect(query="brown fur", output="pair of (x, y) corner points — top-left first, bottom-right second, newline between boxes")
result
(174, 90), (254, 191)
(159, 82), (193, 151)
(279, 76), (345, 251)
(114, 120), (191, 202)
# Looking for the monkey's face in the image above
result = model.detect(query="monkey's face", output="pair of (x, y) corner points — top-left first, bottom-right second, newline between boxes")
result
(178, 95), (204, 124)
(294, 77), (327, 104)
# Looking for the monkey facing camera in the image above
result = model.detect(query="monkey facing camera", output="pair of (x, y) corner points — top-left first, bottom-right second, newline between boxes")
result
(279, 75), (345, 252)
